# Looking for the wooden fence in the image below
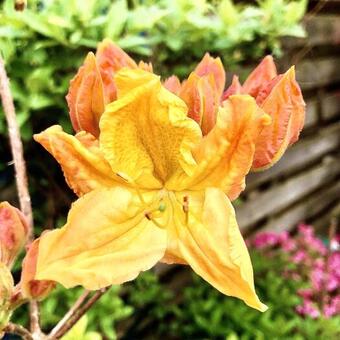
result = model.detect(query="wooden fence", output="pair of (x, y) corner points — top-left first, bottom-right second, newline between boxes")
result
(236, 4), (340, 235)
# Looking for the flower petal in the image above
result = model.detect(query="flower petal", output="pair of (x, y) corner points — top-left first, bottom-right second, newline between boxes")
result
(66, 52), (105, 137)
(165, 188), (267, 311)
(243, 55), (277, 98)
(179, 72), (218, 135)
(163, 75), (181, 95)
(252, 67), (306, 170)
(96, 39), (138, 102)
(20, 238), (55, 300)
(222, 75), (242, 100)
(174, 95), (270, 200)
(34, 125), (122, 196)
(100, 68), (201, 188)
(194, 53), (226, 98)
(35, 187), (167, 289)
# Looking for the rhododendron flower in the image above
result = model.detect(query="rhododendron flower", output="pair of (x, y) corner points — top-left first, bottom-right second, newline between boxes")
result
(30, 40), (306, 312)
(223, 55), (305, 170)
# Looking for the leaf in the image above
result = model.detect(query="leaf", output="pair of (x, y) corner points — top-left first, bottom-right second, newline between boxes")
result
(104, 0), (128, 39)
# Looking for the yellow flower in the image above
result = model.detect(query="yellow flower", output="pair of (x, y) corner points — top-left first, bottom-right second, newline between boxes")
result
(34, 68), (271, 312)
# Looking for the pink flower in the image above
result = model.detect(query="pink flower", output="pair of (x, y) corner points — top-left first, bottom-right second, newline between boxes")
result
(298, 223), (314, 238)
(323, 296), (340, 318)
(292, 250), (307, 264)
(296, 299), (320, 318)
(252, 232), (283, 249)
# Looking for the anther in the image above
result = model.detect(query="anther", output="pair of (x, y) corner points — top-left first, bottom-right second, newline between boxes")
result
(159, 202), (166, 212)
(183, 196), (189, 224)
(145, 212), (152, 220)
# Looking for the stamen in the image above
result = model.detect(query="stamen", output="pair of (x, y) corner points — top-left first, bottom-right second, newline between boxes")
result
(183, 195), (189, 224)
(116, 172), (146, 205)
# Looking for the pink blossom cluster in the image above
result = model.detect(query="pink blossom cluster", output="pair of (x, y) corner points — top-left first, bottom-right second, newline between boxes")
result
(250, 224), (340, 319)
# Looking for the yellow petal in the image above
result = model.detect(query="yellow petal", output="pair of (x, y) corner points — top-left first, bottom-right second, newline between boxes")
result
(100, 68), (202, 189)
(172, 95), (270, 200)
(34, 125), (123, 196)
(165, 188), (267, 311)
(252, 67), (306, 170)
(35, 187), (167, 289)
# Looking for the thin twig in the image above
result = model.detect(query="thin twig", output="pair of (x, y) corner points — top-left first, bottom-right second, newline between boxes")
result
(47, 290), (91, 339)
(0, 56), (41, 337)
(3, 322), (33, 340)
(49, 287), (110, 339)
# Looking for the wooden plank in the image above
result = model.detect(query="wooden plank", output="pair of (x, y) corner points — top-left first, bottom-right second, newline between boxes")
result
(237, 157), (340, 230)
(260, 182), (340, 232)
(296, 57), (340, 90)
(246, 122), (340, 190)
(322, 91), (340, 120)
(305, 97), (319, 128)
(283, 15), (340, 48)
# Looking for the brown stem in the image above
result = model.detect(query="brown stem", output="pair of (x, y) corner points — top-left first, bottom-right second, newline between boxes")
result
(3, 322), (33, 340)
(48, 287), (110, 339)
(0, 56), (41, 336)
(47, 290), (91, 339)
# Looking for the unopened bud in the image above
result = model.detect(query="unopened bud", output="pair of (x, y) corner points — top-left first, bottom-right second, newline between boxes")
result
(0, 202), (28, 268)
(0, 263), (14, 335)
(20, 238), (55, 301)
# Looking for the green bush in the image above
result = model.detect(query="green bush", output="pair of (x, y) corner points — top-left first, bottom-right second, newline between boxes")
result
(0, 0), (307, 140)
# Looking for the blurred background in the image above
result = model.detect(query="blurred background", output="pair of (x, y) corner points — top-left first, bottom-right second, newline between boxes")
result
(0, 0), (339, 339)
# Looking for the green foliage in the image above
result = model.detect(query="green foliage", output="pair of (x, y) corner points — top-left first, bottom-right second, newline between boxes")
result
(121, 252), (340, 339)
(12, 285), (132, 340)
(0, 0), (307, 140)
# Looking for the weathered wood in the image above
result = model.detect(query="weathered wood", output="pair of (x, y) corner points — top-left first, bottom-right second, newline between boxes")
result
(296, 57), (340, 90)
(237, 156), (340, 230)
(260, 181), (340, 232)
(305, 97), (319, 128)
(246, 122), (340, 190)
(322, 91), (340, 120)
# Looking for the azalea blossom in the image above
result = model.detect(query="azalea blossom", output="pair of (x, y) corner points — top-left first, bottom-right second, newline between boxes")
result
(29, 39), (306, 312)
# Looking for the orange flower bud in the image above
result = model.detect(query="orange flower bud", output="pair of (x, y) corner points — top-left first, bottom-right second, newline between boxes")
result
(222, 75), (242, 100)
(194, 53), (226, 98)
(179, 73), (218, 135)
(138, 60), (153, 73)
(96, 38), (138, 102)
(242, 55), (277, 98)
(66, 52), (106, 137)
(20, 238), (55, 301)
(0, 263), (13, 335)
(163, 75), (181, 95)
(0, 202), (28, 268)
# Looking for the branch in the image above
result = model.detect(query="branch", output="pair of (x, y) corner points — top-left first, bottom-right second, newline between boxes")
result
(48, 287), (110, 339)
(3, 323), (33, 340)
(48, 290), (91, 339)
(0, 56), (41, 336)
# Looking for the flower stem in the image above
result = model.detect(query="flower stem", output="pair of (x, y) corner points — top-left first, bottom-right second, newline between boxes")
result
(0, 56), (41, 337)
(48, 287), (110, 339)
(3, 323), (33, 340)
